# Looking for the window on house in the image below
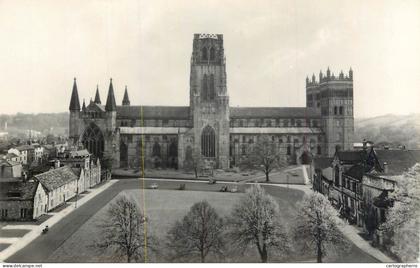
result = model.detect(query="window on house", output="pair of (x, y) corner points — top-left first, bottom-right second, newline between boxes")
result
(286, 145), (292, 155)
(296, 120), (302, 127)
(1, 209), (7, 218)
(334, 106), (338, 115)
(339, 106), (344, 115)
(317, 145), (322, 155)
(283, 120), (289, 127)
(209, 47), (215, 61)
(334, 166), (340, 187)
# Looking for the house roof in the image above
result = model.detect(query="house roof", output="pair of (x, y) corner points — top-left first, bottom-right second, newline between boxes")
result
(0, 181), (38, 201)
(116, 106), (190, 120)
(335, 150), (366, 164)
(229, 107), (321, 119)
(71, 167), (82, 177)
(375, 149), (420, 176)
(34, 166), (78, 192)
(0, 158), (21, 167)
(313, 157), (333, 170)
(344, 164), (365, 180)
(15, 144), (34, 151)
(6, 152), (19, 159)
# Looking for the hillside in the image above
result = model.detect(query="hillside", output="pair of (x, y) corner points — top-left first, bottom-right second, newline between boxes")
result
(0, 112), (68, 136)
(355, 114), (420, 149)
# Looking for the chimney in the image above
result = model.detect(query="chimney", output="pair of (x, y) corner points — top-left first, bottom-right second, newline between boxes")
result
(383, 162), (389, 174)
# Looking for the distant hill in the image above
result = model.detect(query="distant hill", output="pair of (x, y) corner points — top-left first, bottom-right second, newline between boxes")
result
(0, 112), (68, 136)
(0, 112), (419, 149)
(355, 114), (420, 149)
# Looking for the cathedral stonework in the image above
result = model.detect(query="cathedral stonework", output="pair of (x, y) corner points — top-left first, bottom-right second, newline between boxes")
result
(68, 33), (354, 170)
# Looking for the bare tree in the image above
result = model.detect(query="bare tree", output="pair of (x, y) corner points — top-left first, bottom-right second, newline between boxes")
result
(227, 184), (291, 262)
(249, 136), (286, 182)
(94, 195), (156, 262)
(294, 192), (349, 263)
(166, 200), (225, 262)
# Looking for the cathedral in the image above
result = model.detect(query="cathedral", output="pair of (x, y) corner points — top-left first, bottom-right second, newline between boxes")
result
(68, 33), (354, 170)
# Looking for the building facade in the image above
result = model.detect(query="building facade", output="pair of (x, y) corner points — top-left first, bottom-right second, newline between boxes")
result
(68, 34), (355, 169)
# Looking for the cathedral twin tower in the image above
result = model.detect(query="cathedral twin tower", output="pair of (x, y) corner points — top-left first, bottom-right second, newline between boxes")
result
(69, 34), (354, 169)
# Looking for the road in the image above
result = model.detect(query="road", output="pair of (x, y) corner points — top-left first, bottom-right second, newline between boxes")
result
(6, 178), (378, 263)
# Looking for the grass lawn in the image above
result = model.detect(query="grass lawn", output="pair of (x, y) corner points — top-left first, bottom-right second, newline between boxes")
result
(45, 185), (375, 263)
(0, 229), (30, 238)
(47, 187), (308, 263)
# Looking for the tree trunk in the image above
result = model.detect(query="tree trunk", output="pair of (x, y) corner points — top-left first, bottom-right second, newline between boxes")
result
(261, 248), (268, 263)
(127, 253), (131, 263)
(201, 250), (205, 263)
(265, 171), (269, 182)
(317, 242), (322, 263)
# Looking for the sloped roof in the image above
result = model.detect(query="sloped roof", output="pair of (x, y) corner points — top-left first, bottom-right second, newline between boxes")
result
(34, 166), (78, 192)
(0, 181), (38, 201)
(71, 167), (82, 177)
(15, 144), (34, 151)
(375, 149), (420, 176)
(0, 158), (21, 167)
(229, 107), (321, 119)
(116, 106), (190, 120)
(344, 164), (365, 180)
(313, 157), (333, 170)
(335, 150), (366, 164)
(86, 102), (105, 112)
(6, 152), (19, 159)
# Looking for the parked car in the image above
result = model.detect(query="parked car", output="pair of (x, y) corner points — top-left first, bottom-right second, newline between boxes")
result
(220, 185), (228, 192)
(230, 186), (238, 193)
(149, 183), (159, 189)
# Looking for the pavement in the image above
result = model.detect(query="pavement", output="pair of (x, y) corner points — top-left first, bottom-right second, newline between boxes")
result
(3, 177), (392, 263)
(0, 179), (117, 262)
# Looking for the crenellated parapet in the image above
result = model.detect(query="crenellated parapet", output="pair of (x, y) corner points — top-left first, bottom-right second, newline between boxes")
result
(306, 67), (353, 87)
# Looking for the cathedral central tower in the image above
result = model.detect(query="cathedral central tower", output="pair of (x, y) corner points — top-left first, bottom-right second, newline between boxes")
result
(190, 34), (230, 168)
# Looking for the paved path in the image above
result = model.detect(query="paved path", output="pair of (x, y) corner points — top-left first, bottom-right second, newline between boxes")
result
(0, 180), (117, 262)
(4, 178), (386, 263)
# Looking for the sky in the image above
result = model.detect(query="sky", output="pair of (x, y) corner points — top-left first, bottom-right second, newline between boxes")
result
(0, 0), (419, 118)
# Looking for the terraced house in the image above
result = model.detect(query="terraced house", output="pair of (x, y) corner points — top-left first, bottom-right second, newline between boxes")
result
(68, 33), (355, 170)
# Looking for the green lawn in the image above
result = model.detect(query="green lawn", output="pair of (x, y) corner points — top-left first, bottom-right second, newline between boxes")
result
(47, 187), (308, 262)
(45, 186), (370, 263)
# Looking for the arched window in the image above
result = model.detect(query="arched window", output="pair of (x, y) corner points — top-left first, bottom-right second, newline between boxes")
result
(209, 47), (215, 61)
(120, 141), (128, 167)
(82, 123), (104, 159)
(201, 126), (215, 157)
(202, 74), (208, 101)
(209, 74), (215, 100)
(201, 47), (208, 60)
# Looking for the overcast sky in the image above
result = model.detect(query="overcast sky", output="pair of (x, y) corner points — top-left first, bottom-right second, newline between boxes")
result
(0, 0), (419, 118)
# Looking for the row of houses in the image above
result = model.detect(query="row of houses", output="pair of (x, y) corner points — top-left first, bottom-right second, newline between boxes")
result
(0, 149), (101, 221)
(312, 142), (420, 245)
(0, 142), (68, 171)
